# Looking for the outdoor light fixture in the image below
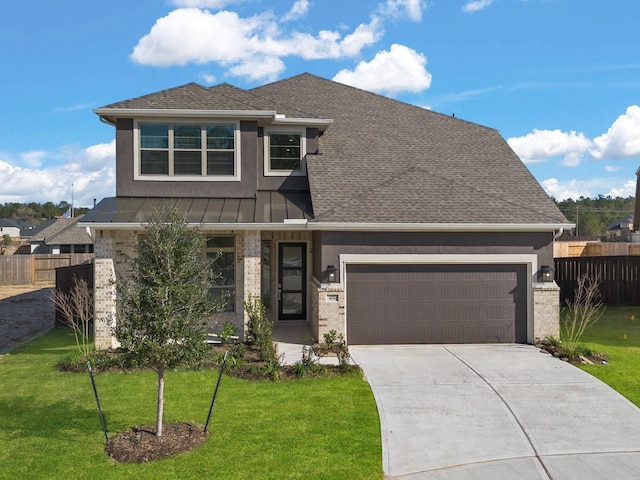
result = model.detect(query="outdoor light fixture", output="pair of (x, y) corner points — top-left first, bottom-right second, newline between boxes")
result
(541, 265), (554, 283)
(327, 265), (337, 283)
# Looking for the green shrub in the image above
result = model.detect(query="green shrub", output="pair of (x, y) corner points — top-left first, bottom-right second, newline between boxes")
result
(244, 294), (279, 365)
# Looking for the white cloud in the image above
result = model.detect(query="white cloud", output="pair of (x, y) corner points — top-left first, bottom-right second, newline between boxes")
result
(282, 0), (311, 22)
(462, 0), (494, 13)
(333, 44), (432, 95)
(590, 105), (640, 160)
(0, 142), (115, 207)
(228, 56), (286, 82)
(606, 180), (636, 198)
(604, 165), (622, 172)
(199, 72), (217, 84)
(507, 129), (592, 166)
(130, 8), (383, 81)
(20, 150), (48, 168)
(540, 177), (636, 201)
(541, 178), (589, 200)
(378, 0), (425, 21)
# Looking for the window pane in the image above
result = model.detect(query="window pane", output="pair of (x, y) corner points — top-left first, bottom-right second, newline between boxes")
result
(261, 241), (271, 307)
(207, 151), (234, 175)
(282, 293), (303, 315)
(140, 124), (168, 148)
(174, 125), (201, 149)
(281, 246), (303, 267)
(210, 253), (235, 286)
(282, 269), (303, 290)
(174, 151), (202, 175)
(141, 150), (169, 174)
(206, 235), (235, 314)
(207, 125), (234, 149)
(207, 236), (234, 248)
(270, 133), (301, 171)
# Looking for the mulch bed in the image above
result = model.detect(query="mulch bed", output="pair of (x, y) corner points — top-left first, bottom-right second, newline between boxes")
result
(536, 341), (607, 365)
(106, 422), (209, 463)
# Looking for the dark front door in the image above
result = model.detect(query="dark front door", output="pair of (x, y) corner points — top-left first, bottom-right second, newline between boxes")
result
(278, 243), (306, 320)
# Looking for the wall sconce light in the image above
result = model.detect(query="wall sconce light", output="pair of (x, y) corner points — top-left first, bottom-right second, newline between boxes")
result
(541, 265), (553, 283)
(327, 265), (337, 283)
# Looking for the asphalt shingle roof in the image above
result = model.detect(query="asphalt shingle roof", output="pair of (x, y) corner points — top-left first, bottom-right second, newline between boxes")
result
(31, 215), (93, 245)
(95, 73), (569, 226)
(252, 74), (568, 225)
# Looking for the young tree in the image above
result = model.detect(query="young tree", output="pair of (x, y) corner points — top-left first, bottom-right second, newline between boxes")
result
(114, 205), (216, 437)
(52, 276), (94, 357)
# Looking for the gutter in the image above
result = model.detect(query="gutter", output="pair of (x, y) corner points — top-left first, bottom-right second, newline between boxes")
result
(79, 219), (574, 233)
(94, 108), (333, 131)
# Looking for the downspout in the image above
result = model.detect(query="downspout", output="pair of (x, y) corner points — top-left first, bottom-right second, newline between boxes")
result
(553, 228), (564, 240)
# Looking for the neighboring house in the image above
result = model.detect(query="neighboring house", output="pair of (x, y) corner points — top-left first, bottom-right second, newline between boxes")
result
(605, 215), (634, 242)
(82, 73), (573, 350)
(29, 215), (94, 254)
(0, 218), (24, 239)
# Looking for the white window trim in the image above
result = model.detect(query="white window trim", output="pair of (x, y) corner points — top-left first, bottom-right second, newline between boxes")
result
(263, 127), (307, 177)
(133, 119), (241, 182)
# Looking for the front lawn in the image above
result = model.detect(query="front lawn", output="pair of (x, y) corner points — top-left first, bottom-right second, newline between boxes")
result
(570, 306), (640, 407)
(0, 328), (382, 480)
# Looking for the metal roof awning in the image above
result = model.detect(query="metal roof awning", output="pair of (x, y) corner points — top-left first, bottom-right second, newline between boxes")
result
(80, 192), (313, 230)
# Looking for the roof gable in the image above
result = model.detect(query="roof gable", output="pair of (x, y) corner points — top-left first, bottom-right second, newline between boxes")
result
(253, 74), (569, 226)
(30, 216), (92, 245)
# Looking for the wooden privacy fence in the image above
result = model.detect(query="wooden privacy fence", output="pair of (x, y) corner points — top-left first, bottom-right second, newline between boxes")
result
(0, 254), (94, 285)
(555, 256), (640, 306)
(55, 261), (95, 325)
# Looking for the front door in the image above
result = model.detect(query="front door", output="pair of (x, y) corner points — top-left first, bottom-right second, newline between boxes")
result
(278, 243), (306, 320)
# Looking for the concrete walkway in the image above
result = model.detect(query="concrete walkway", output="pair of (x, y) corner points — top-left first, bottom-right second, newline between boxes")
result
(350, 344), (640, 480)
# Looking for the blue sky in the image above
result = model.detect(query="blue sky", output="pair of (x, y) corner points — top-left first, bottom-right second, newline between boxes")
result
(1, 0), (639, 207)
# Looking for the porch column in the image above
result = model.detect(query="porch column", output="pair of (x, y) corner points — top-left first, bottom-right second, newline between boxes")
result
(94, 258), (118, 349)
(242, 230), (261, 331)
(533, 282), (560, 341)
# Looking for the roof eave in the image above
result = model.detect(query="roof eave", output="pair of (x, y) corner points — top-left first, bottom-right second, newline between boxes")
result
(94, 108), (333, 131)
(80, 220), (574, 233)
(308, 222), (575, 232)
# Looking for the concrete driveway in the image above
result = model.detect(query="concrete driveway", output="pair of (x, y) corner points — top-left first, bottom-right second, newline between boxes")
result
(349, 344), (640, 480)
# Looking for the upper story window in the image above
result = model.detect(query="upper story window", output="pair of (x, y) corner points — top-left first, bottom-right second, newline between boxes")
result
(137, 122), (239, 181)
(264, 128), (306, 176)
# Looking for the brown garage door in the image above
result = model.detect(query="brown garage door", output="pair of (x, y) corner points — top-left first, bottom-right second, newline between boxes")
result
(346, 264), (527, 345)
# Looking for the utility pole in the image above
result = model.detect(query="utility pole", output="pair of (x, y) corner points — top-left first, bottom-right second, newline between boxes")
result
(575, 205), (579, 237)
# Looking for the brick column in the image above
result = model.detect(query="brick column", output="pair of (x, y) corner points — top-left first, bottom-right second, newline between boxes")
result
(94, 258), (118, 349)
(311, 278), (346, 343)
(242, 230), (261, 332)
(533, 282), (560, 341)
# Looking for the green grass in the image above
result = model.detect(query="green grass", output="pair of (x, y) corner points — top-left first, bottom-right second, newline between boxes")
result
(570, 306), (640, 407)
(0, 328), (382, 480)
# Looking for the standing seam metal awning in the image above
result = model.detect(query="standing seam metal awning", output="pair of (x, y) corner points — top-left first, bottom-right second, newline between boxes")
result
(80, 192), (313, 226)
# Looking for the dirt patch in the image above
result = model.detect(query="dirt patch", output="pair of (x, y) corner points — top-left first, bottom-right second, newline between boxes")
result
(106, 423), (210, 463)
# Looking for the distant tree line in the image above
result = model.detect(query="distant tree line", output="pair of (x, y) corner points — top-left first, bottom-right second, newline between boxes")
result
(0, 202), (91, 226)
(554, 195), (635, 237)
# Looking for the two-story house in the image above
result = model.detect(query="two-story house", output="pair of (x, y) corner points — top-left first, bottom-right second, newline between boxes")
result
(82, 73), (572, 350)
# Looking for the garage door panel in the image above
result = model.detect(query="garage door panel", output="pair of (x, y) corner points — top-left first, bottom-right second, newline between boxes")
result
(346, 264), (527, 344)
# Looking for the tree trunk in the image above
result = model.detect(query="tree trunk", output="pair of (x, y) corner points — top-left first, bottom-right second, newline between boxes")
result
(156, 366), (165, 437)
